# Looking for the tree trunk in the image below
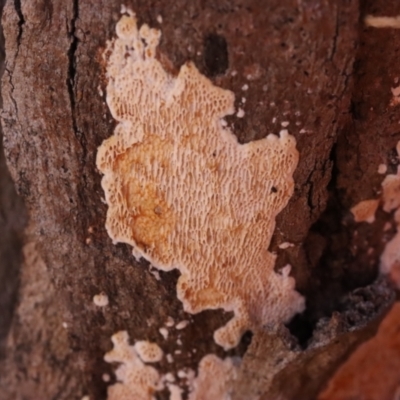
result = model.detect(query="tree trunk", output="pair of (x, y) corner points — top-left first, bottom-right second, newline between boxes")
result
(0, 0), (399, 399)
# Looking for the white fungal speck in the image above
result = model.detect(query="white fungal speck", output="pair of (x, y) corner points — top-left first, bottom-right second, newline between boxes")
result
(378, 164), (388, 174)
(166, 354), (174, 363)
(102, 373), (111, 382)
(278, 242), (294, 249)
(281, 121), (290, 127)
(157, 15), (163, 24)
(149, 265), (161, 280)
(177, 370), (186, 378)
(165, 316), (174, 327)
(93, 292), (109, 307)
(365, 15), (400, 28)
(231, 70), (237, 76)
(241, 84), (249, 91)
(159, 327), (169, 339)
(236, 108), (245, 118)
(176, 320), (189, 330)
(272, 117), (277, 123)
(241, 97), (246, 103)
(164, 373), (175, 383)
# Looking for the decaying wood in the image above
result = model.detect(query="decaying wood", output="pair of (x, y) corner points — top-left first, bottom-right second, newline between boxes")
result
(0, 0), (399, 399)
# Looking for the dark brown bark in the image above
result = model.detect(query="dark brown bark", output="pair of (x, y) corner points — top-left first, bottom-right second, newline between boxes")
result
(0, 0), (398, 399)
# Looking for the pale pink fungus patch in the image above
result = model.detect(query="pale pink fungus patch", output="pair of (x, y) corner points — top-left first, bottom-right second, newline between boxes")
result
(97, 11), (304, 350)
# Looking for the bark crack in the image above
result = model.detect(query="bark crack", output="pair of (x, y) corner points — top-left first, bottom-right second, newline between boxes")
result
(329, 7), (339, 62)
(66, 0), (79, 140)
(4, 0), (26, 121)
(14, 0), (25, 52)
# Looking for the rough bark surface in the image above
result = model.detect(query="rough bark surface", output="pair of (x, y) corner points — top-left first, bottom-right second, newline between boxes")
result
(0, 0), (399, 399)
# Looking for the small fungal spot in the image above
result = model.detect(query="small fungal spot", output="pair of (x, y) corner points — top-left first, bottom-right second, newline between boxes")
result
(365, 15), (400, 28)
(62, 322), (68, 329)
(168, 383), (183, 400)
(281, 121), (290, 127)
(102, 373), (111, 382)
(378, 164), (388, 174)
(135, 340), (163, 362)
(278, 242), (294, 249)
(165, 317), (174, 327)
(231, 70), (237, 76)
(241, 84), (249, 91)
(157, 15), (163, 24)
(241, 97), (246, 103)
(236, 108), (245, 118)
(167, 354), (174, 363)
(176, 320), (189, 330)
(93, 292), (109, 307)
(159, 327), (168, 339)
(350, 199), (380, 223)
(177, 370), (186, 378)
(163, 373), (175, 383)
(204, 33), (229, 77)
(149, 265), (161, 280)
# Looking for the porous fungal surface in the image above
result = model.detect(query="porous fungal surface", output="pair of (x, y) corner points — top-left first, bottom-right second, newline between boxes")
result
(104, 331), (162, 400)
(188, 355), (238, 400)
(97, 11), (304, 350)
(104, 332), (237, 400)
(134, 340), (163, 363)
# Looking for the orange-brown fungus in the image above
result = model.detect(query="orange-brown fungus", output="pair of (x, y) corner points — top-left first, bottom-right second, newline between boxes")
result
(97, 12), (304, 350)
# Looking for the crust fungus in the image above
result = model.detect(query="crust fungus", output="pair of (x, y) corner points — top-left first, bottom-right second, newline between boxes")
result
(188, 355), (238, 400)
(97, 11), (304, 350)
(350, 199), (380, 223)
(104, 331), (163, 400)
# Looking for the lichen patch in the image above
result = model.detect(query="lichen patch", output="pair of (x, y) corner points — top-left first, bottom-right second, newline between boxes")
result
(97, 11), (304, 350)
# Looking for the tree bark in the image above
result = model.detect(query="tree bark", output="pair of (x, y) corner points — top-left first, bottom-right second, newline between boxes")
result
(0, 0), (398, 399)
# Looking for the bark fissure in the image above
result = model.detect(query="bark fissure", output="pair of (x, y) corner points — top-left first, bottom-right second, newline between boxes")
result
(66, 0), (80, 145)
(329, 7), (340, 62)
(14, 0), (24, 52)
